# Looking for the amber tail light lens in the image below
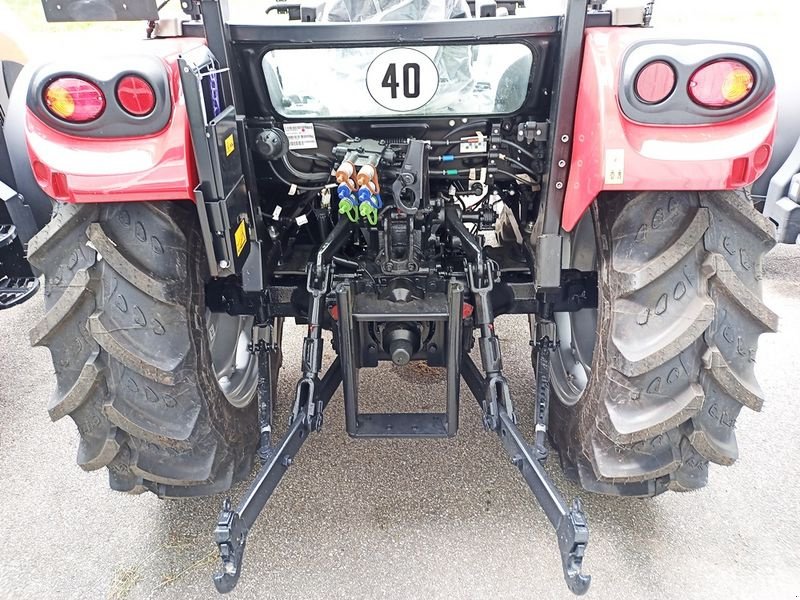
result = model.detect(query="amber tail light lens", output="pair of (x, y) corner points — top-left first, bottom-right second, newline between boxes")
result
(43, 77), (105, 122)
(688, 60), (755, 109)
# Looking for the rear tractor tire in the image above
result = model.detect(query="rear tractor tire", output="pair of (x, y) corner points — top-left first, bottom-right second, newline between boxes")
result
(29, 201), (263, 497)
(549, 190), (777, 496)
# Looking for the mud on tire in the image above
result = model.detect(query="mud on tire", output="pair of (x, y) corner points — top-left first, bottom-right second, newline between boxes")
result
(28, 201), (257, 497)
(551, 190), (777, 496)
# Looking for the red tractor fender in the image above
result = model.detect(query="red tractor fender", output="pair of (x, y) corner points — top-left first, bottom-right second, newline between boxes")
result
(17, 38), (202, 204)
(563, 28), (777, 232)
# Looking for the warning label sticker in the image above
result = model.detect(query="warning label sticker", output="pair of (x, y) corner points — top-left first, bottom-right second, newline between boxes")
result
(604, 149), (625, 185)
(234, 220), (247, 256)
(283, 123), (318, 150)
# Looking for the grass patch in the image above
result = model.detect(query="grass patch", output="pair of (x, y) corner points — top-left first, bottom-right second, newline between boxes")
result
(147, 550), (217, 598)
(107, 566), (143, 600)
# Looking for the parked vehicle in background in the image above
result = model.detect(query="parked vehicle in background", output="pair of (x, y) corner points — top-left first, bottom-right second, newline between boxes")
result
(0, 9), (39, 309)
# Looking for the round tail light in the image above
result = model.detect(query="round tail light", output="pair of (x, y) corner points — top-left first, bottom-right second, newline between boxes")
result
(43, 77), (105, 122)
(635, 61), (676, 105)
(116, 75), (156, 116)
(688, 60), (755, 109)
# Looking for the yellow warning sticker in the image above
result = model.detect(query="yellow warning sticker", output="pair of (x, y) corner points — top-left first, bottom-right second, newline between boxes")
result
(224, 134), (235, 157)
(234, 220), (247, 256)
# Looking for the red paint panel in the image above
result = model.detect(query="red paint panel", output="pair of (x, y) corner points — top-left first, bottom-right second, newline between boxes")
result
(563, 29), (777, 232)
(25, 38), (201, 204)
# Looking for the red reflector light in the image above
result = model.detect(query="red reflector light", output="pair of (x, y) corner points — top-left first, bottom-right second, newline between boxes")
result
(43, 77), (105, 123)
(688, 60), (755, 108)
(634, 60), (676, 104)
(116, 75), (156, 116)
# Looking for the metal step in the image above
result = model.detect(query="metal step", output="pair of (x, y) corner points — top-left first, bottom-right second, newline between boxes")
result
(0, 224), (16, 248)
(0, 276), (39, 310)
(353, 413), (449, 438)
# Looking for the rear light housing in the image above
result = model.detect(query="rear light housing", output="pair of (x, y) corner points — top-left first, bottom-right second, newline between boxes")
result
(43, 77), (105, 123)
(116, 75), (156, 116)
(620, 42), (772, 126)
(688, 59), (755, 109)
(634, 60), (676, 104)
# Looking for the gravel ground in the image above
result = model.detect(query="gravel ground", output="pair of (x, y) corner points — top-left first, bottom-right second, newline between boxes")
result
(0, 245), (798, 600)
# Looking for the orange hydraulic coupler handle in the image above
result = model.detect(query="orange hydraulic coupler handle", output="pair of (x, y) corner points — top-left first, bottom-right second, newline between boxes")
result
(335, 150), (359, 191)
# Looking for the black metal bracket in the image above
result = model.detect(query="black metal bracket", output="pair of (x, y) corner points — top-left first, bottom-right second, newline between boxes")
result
(179, 47), (257, 280)
(462, 354), (590, 595)
(466, 260), (516, 430)
(517, 120), (550, 144)
(391, 139), (428, 216)
(197, 0), (244, 114)
(500, 404), (590, 596)
(292, 264), (331, 434)
(458, 227), (590, 595)
(532, 318), (556, 461)
(336, 276), (464, 439)
(212, 358), (342, 593)
(250, 318), (283, 462)
(534, 0), (591, 290)
(214, 226), (346, 593)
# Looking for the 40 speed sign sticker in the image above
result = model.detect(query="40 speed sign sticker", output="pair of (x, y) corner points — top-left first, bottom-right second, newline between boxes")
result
(366, 48), (439, 112)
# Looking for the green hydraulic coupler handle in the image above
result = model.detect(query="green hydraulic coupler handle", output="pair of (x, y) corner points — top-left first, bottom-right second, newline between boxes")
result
(359, 201), (378, 226)
(338, 197), (359, 223)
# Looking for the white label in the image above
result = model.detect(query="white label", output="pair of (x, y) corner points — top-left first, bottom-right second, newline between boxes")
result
(272, 205), (282, 220)
(284, 122), (318, 150)
(460, 133), (488, 154)
(605, 149), (625, 185)
(366, 48), (439, 112)
(0, 180), (15, 201)
(295, 215), (309, 226)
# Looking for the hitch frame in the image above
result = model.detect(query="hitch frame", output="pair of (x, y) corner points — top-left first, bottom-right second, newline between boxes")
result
(212, 204), (591, 596)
